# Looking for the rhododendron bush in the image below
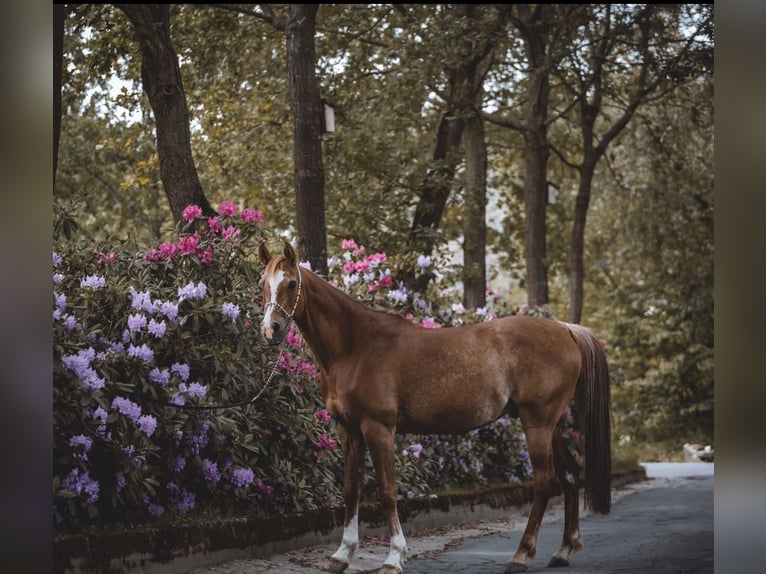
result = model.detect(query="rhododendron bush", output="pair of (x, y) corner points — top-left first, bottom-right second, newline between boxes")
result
(53, 202), (535, 529)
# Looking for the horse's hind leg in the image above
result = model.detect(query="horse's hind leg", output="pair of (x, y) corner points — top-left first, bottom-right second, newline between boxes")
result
(327, 425), (366, 573)
(506, 423), (556, 573)
(361, 419), (407, 574)
(548, 426), (582, 567)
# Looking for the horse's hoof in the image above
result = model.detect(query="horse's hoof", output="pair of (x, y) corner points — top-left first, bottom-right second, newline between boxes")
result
(505, 561), (528, 573)
(548, 555), (570, 567)
(325, 558), (349, 573)
(377, 566), (401, 574)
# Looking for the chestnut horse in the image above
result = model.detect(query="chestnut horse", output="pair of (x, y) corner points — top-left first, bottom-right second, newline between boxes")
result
(258, 242), (611, 574)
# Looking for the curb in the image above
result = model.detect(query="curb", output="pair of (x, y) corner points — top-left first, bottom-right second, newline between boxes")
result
(54, 468), (647, 574)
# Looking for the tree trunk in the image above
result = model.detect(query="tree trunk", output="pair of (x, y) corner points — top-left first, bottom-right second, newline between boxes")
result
(462, 111), (487, 310)
(519, 6), (551, 308)
(117, 4), (215, 223)
(568, 164), (594, 323)
(286, 4), (328, 277)
(54, 4), (65, 190)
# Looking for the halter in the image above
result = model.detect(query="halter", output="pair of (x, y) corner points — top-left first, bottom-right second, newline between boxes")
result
(264, 263), (303, 325)
(163, 264), (303, 411)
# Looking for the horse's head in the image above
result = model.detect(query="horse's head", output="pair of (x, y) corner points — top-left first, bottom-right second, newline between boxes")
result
(258, 241), (303, 345)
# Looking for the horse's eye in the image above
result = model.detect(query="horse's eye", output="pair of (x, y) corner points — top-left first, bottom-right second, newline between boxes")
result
(287, 279), (297, 291)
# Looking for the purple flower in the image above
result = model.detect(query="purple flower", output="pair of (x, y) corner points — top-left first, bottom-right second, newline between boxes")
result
(167, 481), (196, 513)
(160, 301), (179, 321)
(149, 367), (170, 386)
(168, 455), (186, 473)
(115, 471), (126, 492)
(201, 459), (221, 483)
(147, 319), (166, 338)
(387, 284), (408, 304)
(129, 289), (157, 313)
(221, 302), (240, 323)
(63, 315), (78, 331)
(53, 251), (62, 268)
(185, 382), (207, 399)
(61, 468), (100, 503)
(91, 406), (107, 428)
(178, 281), (207, 301)
(80, 275), (106, 290)
(137, 414), (157, 437)
(128, 343), (154, 362)
(61, 349), (105, 392)
(171, 362), (190, 382)
(69, 434), (92, 461)
(416, 255), (431, 268)
(53, 273), (64, 284)
(54, 292), (66, 313)
(408, 443), (423, 458)
(111, 396), (142, 421)
(127, 313), (147, 333)
(231, 467), (254, 488)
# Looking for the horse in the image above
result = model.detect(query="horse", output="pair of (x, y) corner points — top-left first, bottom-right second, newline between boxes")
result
(258, 241), (611, 574)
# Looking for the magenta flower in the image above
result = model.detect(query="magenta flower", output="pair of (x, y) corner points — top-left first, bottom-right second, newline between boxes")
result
(341, 238), (358, 250)
(314, 409), (332, 423)
(241, 208), (265, 224)
(218, 200), (239, 217)
(182, 204), (203, 222)
(317, 433), (337, 450)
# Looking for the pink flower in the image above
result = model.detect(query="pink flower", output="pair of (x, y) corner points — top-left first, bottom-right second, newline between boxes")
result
(343, 261), (356, 274)
(218, 200), (239, 217)
(317, 433), (337, 450)
(178, 233), (199, 254)
(159, 242), (178, 259)
(222, 226), (241, 241)
(207, 217), (222, 235)
(182, 205), (203, 222)
(286, 330), (302, 347)
(378, 275), (393, 288)
(367, 284), (379, 293)
(421, 317), (441, 329)
(314, 409), (332, 423)
(341, 239), (357, 250)
(241, 208), (265, 225)
(198, 246), (214, 264)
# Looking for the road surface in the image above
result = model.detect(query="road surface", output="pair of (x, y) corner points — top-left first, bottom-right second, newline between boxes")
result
(191, 463), (714, 574)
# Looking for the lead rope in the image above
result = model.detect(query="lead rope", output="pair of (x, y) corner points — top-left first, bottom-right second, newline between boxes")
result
(165, 265), (303, 411)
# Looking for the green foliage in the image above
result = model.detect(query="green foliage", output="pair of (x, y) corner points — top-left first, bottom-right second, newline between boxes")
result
(53, 212), (540, 530)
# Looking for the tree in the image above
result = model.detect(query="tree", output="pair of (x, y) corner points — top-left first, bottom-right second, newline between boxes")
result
(552, 4), (714, 323)
(54, 4), (65, 189)
(406, 4), (508, 294)
(116, 4), (216, 223)
(485, 5), (584, 307)
(286, 4), (329, 276)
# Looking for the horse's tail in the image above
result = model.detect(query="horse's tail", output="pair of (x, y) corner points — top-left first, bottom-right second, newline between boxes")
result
(566, 323), (612, 514)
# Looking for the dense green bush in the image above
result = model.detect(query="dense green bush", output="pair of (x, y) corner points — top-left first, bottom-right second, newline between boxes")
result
(53, 204), (536, 529)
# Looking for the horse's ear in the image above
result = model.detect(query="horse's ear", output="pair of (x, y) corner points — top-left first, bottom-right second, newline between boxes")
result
(258, 242), (272, 266)
(283, 241), (297, 265)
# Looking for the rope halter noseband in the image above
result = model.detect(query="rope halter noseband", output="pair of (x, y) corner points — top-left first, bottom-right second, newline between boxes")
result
(264, 263), (303, 329)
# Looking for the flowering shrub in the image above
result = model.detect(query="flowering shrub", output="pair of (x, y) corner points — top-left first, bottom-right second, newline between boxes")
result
(54, 216), (549, 529)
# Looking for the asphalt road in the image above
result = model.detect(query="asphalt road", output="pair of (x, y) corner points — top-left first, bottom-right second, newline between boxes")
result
(191, 463), (714, 574)
(405, 463), (713, 574)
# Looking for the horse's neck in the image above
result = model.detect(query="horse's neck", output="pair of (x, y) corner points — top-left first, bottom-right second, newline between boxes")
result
(295, 271), (367, 371)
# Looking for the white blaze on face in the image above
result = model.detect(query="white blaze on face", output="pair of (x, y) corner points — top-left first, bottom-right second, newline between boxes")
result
(261, 269), (284, 339)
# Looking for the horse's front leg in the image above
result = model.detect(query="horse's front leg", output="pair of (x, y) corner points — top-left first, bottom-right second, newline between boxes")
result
(362, 419), (407, 574)
(327, 425), (367, 573)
